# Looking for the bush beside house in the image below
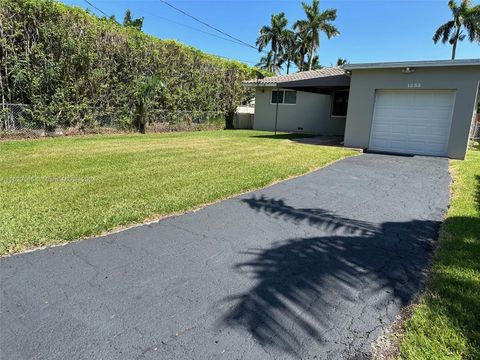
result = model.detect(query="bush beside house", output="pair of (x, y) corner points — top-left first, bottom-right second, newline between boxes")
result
(0, 0), (256, 130)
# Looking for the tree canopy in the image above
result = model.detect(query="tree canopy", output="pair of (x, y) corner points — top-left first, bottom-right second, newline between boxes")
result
(123, 9), (144, 31)
(255, 12), (291, 73)
(255, 0), (339, 74)
(294, 0), (339, 70)
(433, 0), (480, 59)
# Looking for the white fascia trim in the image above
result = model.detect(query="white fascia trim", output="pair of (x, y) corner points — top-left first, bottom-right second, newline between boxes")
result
(344, 59), (480, 70)
(243, 83), (278, 88)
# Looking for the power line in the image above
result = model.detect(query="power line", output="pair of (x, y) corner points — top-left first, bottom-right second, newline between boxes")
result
(214, 54), (257, 65)
(83, 0), (109, 17)
(144, 13), (259, 64)
(82, 0), (260, 67)
(158, 0), (263, 53)
(151, 15), (251, 48)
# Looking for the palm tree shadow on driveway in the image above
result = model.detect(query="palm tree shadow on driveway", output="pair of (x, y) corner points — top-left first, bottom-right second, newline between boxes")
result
(217, 195), (442, 357)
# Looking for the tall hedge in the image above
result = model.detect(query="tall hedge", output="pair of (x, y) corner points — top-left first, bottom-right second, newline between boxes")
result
(0, 0), (256, 129)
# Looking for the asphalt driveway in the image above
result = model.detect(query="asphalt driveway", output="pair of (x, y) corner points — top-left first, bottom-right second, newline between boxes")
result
(0, 154), (450, 360)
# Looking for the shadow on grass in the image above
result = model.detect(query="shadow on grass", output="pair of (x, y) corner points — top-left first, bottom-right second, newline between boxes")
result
(219, 195), (443, 357)
(249, 133), (317, 140)
(476, 175), (480, 212)
(417, 211), (480, 358)
(399, 155), (480, 358)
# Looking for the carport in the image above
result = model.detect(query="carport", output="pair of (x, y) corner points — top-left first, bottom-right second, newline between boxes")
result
(243, 68), (352, 135)
(275, 73), (351, 135)
(281, 72), (350, 94)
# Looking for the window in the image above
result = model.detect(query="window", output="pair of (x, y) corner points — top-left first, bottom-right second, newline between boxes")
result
(271, 90), (283, 104)
(284, 91), (297, 104)
(332, 91), (349, 116)
(271, 90), (297, 105)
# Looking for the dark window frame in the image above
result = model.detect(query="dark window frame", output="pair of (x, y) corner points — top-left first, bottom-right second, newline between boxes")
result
(331, 90), (349, 117)
(284, 90), (297, 104)
(271, 90), (297, 105)
(271, 90), (284, 104)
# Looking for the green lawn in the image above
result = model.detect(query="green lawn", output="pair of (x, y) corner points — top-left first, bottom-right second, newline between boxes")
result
(399, 143), (480, 359)
(0, 130), (357, 255)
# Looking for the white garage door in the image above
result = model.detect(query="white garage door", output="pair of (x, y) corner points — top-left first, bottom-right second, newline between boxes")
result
(369, 90), (455, 156)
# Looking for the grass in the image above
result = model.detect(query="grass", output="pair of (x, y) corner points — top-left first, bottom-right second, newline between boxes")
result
(0, 130), (357, 255)
(399, 143), (480, 359)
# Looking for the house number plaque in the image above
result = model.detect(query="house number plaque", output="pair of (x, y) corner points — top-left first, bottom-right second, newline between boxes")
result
(407, 83), (422, 88)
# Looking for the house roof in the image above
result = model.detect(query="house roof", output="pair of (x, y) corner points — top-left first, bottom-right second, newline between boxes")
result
(244, 60), (480, 88)
(243, 67), (346, 86)
(343, 58), (480, 70)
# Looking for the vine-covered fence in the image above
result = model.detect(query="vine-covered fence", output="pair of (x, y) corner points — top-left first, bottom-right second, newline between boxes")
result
(0, 0), (257, 133)
(0, 103), (227, 136)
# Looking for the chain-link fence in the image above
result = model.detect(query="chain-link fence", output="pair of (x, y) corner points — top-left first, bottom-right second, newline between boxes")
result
(470, 113), (480, 141)
(472, 121), (480, 140)
(470, 114), (480, 140)
(0, 103), (226, 137)
(1, 104), (34, 131)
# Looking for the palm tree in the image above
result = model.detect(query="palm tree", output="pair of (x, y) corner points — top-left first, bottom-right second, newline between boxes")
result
(134, 76), (163, 133)
(306, 55), (323, 70)
(336, 58), (348, 66)
(433, 0), (480, 59)
(294, 0), (339, 70)
(294, 31), (311, 71)
(281, 30), (296, 74)
(256, 12), (289, 73)
(256, 51), (283, 73)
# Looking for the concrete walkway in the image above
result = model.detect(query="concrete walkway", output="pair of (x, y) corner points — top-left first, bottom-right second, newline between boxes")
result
(0, 154), (450, 360)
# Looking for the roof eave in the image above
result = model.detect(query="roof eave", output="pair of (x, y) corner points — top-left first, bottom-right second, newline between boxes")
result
(282, 74), (351, 88)
(243, 82), (278, 88)
(344, 59), (480, 70)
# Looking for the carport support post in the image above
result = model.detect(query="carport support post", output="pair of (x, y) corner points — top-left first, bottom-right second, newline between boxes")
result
(274, 88), (279, 136)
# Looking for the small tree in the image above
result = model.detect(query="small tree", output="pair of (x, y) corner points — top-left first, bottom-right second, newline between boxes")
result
(134, 76), (163, 134)
(123, 9), (144, 31)
(336, 58), (348, 66)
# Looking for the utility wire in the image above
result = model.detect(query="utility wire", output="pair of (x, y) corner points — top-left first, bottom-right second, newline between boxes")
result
(152, 15), (250, 48)
(214, 54), (257, 65)
(83, 0), (109, 17)
(158, 0), (264, 53)
(82, 0), (261, 66)
(146, 13), (259, 64)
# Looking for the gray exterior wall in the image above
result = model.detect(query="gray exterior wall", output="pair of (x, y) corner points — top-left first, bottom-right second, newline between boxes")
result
(253, 88), (346, 135)
(344, 66), (480, 159)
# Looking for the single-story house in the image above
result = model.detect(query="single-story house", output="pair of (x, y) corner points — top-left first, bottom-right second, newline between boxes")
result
(244, 59), (480, 159)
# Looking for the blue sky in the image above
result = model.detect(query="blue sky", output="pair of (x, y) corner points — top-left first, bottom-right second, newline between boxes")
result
(62, 0), (479, 71)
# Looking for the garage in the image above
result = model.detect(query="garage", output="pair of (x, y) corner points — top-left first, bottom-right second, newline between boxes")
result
(343, 59), (480, 159)
(369, 90), (455, 156)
